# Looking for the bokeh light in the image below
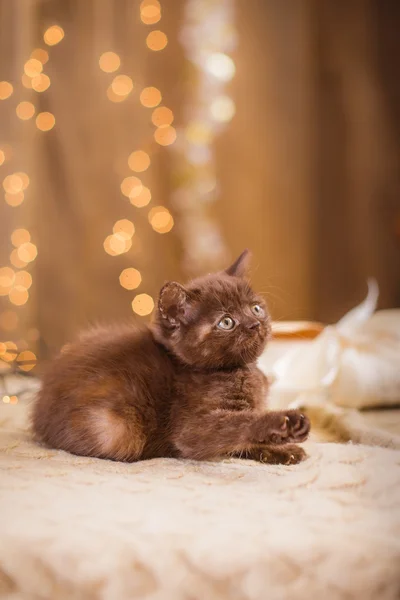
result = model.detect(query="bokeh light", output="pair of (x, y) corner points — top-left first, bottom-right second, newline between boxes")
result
(31, 48), (49, 64)
(5, 192), (24, 207)
(121, 176), (143, 198)
(130, 186), (152, 208)
(113, 219), (135, 240)
(14, 271), (33, 290)
(0, 267), (15, 296)
(24, 58), (43, 78)
(16, 101), (35, 120)
(210, 95), (236, 122)
(11, 229), (31, 247)
(32, 74), (51, 92)
(0, 81), (13, 100)
(99, 51), (121, 73)
(119, 267), (142, 290)
(205, 53), (235, 81)
(148, 206), (174, 233)
(9, 287), (29, 306)
(151, 106), (174, 128)
(36, 112), (55, 131)
(10, 249), (28, 268)
(146, 30), (168, 51)
(103, 234), (132, 256)
(140, 87), (162, 108)
(16, 350), (37, 372)
(0, 150), (4, 165)
(17, 242), (38, 263)
(140, 0), (161, 25)
(1, 341), (18, 362)
(132, 293), (154, 316)
(111, 75), (133, 97)
(154, 125), (177, 146)
(44, 25), (64, 46)
(128, 151), (150, 172)
(3, 174), (23, 194)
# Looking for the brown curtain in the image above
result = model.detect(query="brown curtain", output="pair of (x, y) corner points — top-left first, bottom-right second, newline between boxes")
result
(1, 0), (399, 365)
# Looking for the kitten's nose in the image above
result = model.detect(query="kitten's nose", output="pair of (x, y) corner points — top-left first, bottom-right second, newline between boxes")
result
(248, 320), (260, 330)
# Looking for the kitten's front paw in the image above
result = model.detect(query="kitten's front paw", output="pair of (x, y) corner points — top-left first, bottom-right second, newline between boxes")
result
(258, 444), (307, 465)
(252, 410), (310, 445)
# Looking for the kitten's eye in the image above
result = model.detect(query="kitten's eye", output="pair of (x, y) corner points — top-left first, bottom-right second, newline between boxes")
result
(251, 304), (265, 317)
(217, 316), (235, 331)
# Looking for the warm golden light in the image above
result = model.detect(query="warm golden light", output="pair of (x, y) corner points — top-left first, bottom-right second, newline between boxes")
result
(44, 25), (64, 46)
(9, 287), (29, 306)
(106, 86), (126, 103)
(17, 242), (38, 263)
(36, 111), (55, 131)
(31, 48), (49, 64)
(14, 271), (33, 290)
(11, 229), (31, 247)
(24, 58), (43, 78)
(185, 121), (212, 145)
(10, 249), (28, 268)
(0, 267), (15, 289)
(132, 293), (154, 316)
(140, 0), (161, 25)
(16, 101), (35, 120)
(14, 172), (30, 190)
(151, 106), (174, 128)
(16, 350), (37, 372)
(0, 150), (4, 165)
(121, 176), (143, 198)
(3, 174), (23, 194)
(1, 341), (18, 362)
(146, 30), (168, 51)
(130, 186), (152, 208)
(2, 396), (10, 403)
(10, 395), (18, 404)
(210, 95), (236, 122)
(128, 150), (150, 172)
(21, 74), (33, 89)
(154, 125), (177, 146)
(32, 74), (51, 92)
(99, 51), (121, 73)
(0, 310), (19, 331)
(0, 81), (13, 100)
(111, 75), (133, 97)
(205, 53), (235, 81)
(119, 267), (142, 290)
(103, 234), (132, 256)
(148, 206), (174, 233)
(5, 192), (24, 207)
(113, 219), (135, 240)
(140, 87), (162, 108)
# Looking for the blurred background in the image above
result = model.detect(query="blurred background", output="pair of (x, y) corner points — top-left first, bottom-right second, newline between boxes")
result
(0, 0), (399, 372)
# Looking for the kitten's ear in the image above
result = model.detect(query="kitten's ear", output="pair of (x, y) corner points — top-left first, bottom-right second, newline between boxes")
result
(158, 282), (188, 325)
(224, 249), (251, 278)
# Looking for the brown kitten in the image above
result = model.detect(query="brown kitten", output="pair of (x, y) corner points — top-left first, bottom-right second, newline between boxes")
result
(32, 250), (310, 465)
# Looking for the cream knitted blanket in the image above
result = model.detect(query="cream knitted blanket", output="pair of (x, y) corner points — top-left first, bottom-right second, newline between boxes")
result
(1, 399), (400, 600)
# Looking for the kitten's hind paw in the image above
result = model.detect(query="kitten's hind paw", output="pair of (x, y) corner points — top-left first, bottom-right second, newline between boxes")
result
(253, 444), (307, 465)
(252, 410), (310, 445)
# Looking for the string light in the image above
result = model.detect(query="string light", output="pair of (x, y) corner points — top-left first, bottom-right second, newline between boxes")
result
(119, 268), (142, 290)
(17, 242), (37, 263)
(9, 287), (29, 306)
(10, 249), (28, 268)
(113, 219), (135, 239)
(32, 74), (51, 93)
(16, 350), (37, 371)
(140, 87), (162, 107)
(120, 176), (143, 198)
(140, 0), (161, 24)
(128, 151), (150, 172)
(24, 59), (43, 78)
(103, 234), (132, 256)
(16, 101), (35, 120)
(5, 192), (24, 207)
(99, 52), (121, 73)
(0, 81), (13, 100)
(36, 111), (55, 131)
(111, 75), (133, 97)
(44, 25), (64, 46)
(30, 48), (49, 64)
(132, 293), (154, 316)
(146, 30), (168, 51)
(148, 206), (174, 233)
(154, 126), (176, 146)
(130, 186), (151, 208)
(151, 106), (174, 127)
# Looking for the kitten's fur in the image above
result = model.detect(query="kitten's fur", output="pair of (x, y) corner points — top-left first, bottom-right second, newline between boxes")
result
(32, 250), (310, 464)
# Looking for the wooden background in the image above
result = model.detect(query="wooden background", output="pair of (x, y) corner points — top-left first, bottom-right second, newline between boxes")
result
(0, 0), (399, 361)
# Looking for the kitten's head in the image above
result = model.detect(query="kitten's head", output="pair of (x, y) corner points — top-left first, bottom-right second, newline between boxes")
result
(153, 250), (271, 369)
